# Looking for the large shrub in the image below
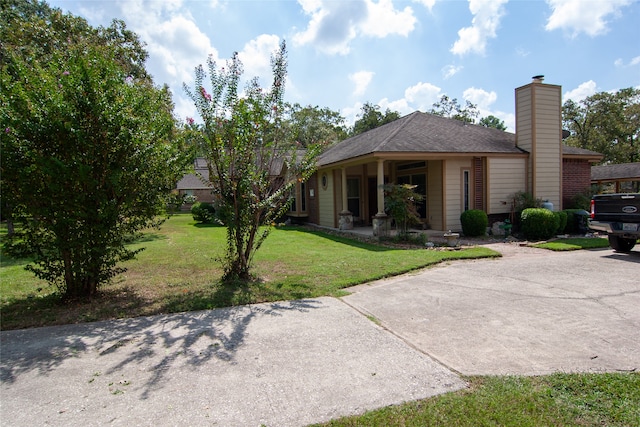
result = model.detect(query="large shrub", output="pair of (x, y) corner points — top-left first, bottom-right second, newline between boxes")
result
(520, 208), (560, 240)
(191, 202), (216, 223)
(460, 209), (488, 237)
(554, 210), (568, 234)
(563, 209), (589, 234)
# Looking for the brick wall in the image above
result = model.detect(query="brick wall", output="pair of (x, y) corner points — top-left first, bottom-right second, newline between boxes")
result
(562, 159), (592, 208)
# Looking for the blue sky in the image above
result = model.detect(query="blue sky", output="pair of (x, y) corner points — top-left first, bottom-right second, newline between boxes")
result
(49, 0), (640, 131)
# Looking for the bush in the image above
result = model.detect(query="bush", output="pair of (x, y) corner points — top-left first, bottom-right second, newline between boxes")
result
(191, 202), (216, 223)
(460, 209), (488, 237)
(563, 209), (589, 234)
(554, 210), (568, 234)
(520, 208), (560, 240)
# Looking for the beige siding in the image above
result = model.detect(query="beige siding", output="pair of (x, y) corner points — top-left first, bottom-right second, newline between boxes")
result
(318, 169), (335, 227)
(515, 82), (562, 209)
(427, 160), (443, 230)
(444, 158), (472, 232)
(488, 158), (527, 214)
(532, 85), (562, 208)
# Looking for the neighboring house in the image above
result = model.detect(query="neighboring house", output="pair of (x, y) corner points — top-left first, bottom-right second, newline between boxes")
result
(591, 162), (640, 193)
(176, 157), (214, 208)
(298, 77), (602, 234)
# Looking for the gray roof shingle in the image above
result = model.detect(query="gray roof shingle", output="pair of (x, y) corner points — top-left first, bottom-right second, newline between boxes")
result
(591, 162), (640, 181)
(319, 112), (524, 166)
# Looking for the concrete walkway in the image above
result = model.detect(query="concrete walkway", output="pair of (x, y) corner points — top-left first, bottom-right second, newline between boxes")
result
(1, 244), (639, 426)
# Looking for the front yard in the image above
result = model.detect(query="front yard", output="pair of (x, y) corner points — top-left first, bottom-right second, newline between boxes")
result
(0, 213), (498, 330)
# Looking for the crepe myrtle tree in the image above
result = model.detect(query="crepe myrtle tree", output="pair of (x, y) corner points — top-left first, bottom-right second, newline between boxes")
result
(1, 40), (188, 300)
(184, 41), (321, 282)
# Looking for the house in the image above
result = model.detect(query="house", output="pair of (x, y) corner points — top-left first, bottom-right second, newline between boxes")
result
(176, 157), (214, 208)
(295, 77), (602, 235)
(591, 162), (640, 193)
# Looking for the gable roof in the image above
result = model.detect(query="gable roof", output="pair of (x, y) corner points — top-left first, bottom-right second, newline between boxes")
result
(591, 162), (640, 182)
(319, 112), (524, 166)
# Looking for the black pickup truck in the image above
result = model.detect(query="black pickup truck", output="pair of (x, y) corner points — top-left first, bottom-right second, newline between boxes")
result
(589, 193), (640, 252)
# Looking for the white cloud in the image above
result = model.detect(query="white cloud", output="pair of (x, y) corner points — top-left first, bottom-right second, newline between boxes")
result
(463, 87), (497, 110)
(413, 0), (437, 11)
(615, 56), (640, 67)
(349, 71), (375, 96)
(442, 64), (463, 79)
(564, 80), (598, 103)
(545, 0), (633, 37)
(404, 81), (443, 111)
(379, 98), (413, 116)
(461, 87), (514, 131)
(294, 0), (417, 55)
(451, 0), (508, 56)
(238, 35), (282, 83)
(360, 0), (417, 38)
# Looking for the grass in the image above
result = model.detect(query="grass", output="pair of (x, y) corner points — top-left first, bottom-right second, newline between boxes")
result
(312, 373), (640, 427)
(0, 214), (499, 330)
(531, 237), (610, 251)
(3, 216), (637, 425)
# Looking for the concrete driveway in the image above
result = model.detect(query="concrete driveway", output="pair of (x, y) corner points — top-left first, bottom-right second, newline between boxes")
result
(1, 243), (639, 426)
(343, 243), (640, 376)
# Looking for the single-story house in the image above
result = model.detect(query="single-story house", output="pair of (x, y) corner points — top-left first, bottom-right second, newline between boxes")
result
(288, 77), (603, 234)
(176, 157), (214, 208)
(591, 162), (640, 193)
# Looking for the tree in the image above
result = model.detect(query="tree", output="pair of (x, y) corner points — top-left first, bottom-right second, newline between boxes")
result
(1, 2), (188, 299)
(184, 42), (321, 282)
(351, 102), (400, 135)
(429, 95), (479, 124)
(284, 103), (348, 147)
(383, 184), (423, 239)
(479, 115), (507, 131)
(563, 88), (640, 164)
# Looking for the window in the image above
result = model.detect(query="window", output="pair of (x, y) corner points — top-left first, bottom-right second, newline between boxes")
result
(347, 178), (360, 217)
(462, 169), (470, 212)
(397, 173), (427, 218)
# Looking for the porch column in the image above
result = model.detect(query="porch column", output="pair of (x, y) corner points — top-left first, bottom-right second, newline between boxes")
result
(339, 167), (353, 230)
(373, 159), (389, 236)
(376, 159), (385, 215)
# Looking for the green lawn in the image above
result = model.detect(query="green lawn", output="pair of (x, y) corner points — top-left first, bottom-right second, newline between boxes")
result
(312, 373), (640, 427)
(2, 215), (637, 426)
(531, 237), (610, 251)
(0, 214), (498, 330)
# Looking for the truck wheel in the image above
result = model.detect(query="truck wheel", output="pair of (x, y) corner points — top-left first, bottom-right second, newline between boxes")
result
(608, 235), (636, 252)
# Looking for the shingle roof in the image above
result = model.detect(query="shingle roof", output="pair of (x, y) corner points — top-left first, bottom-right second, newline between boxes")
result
(562, 145), (603, 158)
(319, 112), (524, 166)
(591, 162), (640, 181)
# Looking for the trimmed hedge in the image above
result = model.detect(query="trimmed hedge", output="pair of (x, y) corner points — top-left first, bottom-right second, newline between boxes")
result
(191, 202), (216, 223)
(460, 209), (488, 237)
(520, 208), (560, 240)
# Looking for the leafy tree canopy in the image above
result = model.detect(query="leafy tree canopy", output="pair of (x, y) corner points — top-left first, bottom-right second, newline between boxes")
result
(563, 87), (640, 164)
(479, 115), (507, 131)
(184, 41), (321, 282)
(284, 103), (348, 147)
(429, 95), (479, 124)
(1, 0), (189, 299)
(351, 102), (400, 136)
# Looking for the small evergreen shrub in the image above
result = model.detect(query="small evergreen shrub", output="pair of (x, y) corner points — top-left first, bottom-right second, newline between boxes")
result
(520, 208), (560, 240)
(554, 210), (568, 234)
(191, 202), (216, 223)
(460, 209), (488, 237)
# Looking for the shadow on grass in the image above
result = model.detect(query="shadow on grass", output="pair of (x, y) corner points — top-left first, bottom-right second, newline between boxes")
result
(276, 226), (394, 252)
